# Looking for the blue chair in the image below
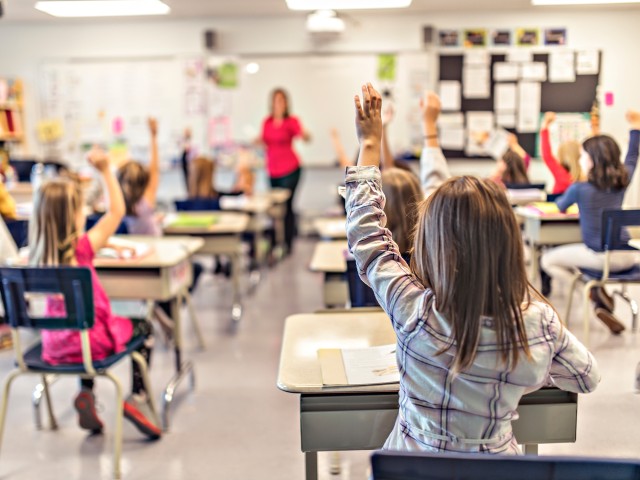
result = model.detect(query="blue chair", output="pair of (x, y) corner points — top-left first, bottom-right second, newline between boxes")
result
(0, 266), (158, 480)
(174, 198), (221, 211)
(85, 213), (129, 235)
(564, 209), (640, 343)
(371, 451), (640, 480)
(347, 253), (411, 308)
(4, 219), (28, 248)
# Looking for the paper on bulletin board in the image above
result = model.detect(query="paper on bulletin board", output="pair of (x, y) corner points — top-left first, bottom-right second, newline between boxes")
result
(465, 111), (494, 155)
(439, 126), (465, 150)
(517, 82), (541, 133)
(507, 50), (533, 63)
(549, 51), (575, 83)
(576, 49), (599, 75)
(439, 80), (461, 111)
(494, 83), (517, 112)
(463, 66), (490, 99)
(520, 62), (547, 82)
(496, 112), (517, 128)
(493, 63), (519, 82)
(463, 49), (489, 66)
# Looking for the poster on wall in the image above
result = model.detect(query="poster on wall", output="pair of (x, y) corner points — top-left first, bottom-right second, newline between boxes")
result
(377, 54), (397, 82)
(439, 30), (459, 47)
(464, 29), (487, 47)
(492, 30), (512, 46)
(545, 28), (568, 46)
(516, 28), (540, 46)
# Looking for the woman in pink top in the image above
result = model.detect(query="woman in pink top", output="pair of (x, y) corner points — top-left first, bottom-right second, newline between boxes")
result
(260, 88), (311, 254)
(30, 148), (161, 439)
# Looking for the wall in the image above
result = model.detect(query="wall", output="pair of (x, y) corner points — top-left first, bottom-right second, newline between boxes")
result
(1, 8), (639, 208)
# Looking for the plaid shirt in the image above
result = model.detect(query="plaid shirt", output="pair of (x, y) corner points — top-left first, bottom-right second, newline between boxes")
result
(345, 165), (600, 454)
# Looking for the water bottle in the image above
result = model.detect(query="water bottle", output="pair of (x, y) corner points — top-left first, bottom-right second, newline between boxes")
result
(31, 163), (45, 201)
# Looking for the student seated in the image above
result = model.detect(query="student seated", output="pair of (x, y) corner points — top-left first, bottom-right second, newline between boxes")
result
(540, 112), (582, 195)
(30, 147), (161, 439)
(346, 84), (599, 454)
(188, 155), (218, 199)
(489, 135), (531, 187)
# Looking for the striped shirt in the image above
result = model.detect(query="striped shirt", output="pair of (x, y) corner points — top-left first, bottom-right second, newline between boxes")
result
(345, 165), (600, 454)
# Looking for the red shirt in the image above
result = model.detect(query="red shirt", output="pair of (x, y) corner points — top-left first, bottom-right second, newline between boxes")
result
(541, 128), (573, 194)
(261, 116), (303, 178)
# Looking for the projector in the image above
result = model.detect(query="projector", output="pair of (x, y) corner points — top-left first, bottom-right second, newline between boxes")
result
(306, 10), (345, 33)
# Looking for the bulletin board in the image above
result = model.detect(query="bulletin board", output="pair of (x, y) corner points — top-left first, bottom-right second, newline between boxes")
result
(438, 50), (601, 158)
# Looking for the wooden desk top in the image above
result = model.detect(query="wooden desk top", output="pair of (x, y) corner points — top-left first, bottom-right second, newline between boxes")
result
(314, 217), (347, 239)
(219, 189), (291, 214)
(629, 239), (640, 250)
(163, 211), (250, 235)
(310, 240), (348, 273)
(94, 235), (203, 269)
(277, 311), (396, 394)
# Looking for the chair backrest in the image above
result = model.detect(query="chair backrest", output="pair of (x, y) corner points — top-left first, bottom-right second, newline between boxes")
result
(9, 159), (36, 182)
(504, 182), (546, 190)
(346, 259), (380, 308)
(85, 213), (129, 235)
(371, 451), (640, 480)
(175, 198), (221, 212)
(4, 219), (29, 249)
(546, 192), (562, 203)
(0, 266), (95, 331)
(601, 209), (640, 251)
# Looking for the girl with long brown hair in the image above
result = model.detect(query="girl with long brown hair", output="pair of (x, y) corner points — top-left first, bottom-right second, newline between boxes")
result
(346, 84), (598, 454)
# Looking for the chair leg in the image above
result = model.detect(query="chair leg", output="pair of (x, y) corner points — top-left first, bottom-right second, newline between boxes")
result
(583, 280), (599, 348)
(130, 351), (161, 427)
(611, 286), (639, 332)
(41, 375), (58, 430)
(0, 370), (23, 455)
(183, 291), (205, 350)
(103, 372), (124, 480)
(32, 375), (58, 431)
(32, 382), (44, 430)
(564, 273), (582, 328)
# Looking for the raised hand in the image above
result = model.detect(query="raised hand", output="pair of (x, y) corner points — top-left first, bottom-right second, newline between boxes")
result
(148, 117), (158, 137)
(87, 146), (110, 173)
(420, 91), (441, 126)
(354, 83), (382, 167)
(382, 103), (395, 127)
(542, 112), (556, 129)
(626, 110), (640, 130)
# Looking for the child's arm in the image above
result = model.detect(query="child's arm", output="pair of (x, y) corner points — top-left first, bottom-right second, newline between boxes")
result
(87, 148), (126, 252)
(347, 83), (430, 335)
(546, 305), (600, 393)
(540, 113), (570, 182)
(142, 118), (160, 209)
(420, 91), (451, 197)
(555, 183), (579, 212)
(330, 128), (353, 168)
(624, 110), (640, 178)
(380, 105), (395, 171)
(508, 133), (530, 169)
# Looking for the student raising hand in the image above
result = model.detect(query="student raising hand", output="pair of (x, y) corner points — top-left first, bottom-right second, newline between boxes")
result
(354, 83), (383, 167)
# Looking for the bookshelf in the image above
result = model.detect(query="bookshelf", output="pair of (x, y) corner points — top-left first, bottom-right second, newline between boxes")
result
(0, 79), (26, 146)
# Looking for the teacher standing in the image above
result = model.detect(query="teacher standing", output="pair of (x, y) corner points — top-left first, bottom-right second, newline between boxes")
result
(259, 88), (311, 255)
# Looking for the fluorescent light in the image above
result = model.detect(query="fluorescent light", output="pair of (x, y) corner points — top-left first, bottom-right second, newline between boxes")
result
(533, 0), (640, 4)
(35, 0), (171, 17)
(245, 62), (260, 74)
(306, 9), (345, 32)
(288, 0), (411, 10)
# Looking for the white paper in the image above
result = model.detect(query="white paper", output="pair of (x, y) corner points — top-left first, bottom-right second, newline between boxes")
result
(439, 126), (466, 150)
(463, 66), (490, 99)
(507, 50), (533, 63)
(517, 82), (541, 133)
(576, 49), (599, 75)
(484, 128), (511, 160)
(464, 50), (490, 66)
(438, 112), (465, 126)
(496, 112), (517, 128)
(520, 62), (547, 82)
(439, 80), (461, 111)
(494, 83), (517, 112)
(549, 51), (575, 83)
(465, 111), (494, 155)
(341, 344), (400, 386)
(493, 62), (520, 82)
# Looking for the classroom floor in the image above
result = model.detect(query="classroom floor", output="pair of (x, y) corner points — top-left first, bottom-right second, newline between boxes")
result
(0, 238), (639, 480)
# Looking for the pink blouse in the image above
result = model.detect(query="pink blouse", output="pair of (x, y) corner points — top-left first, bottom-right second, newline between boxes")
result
(261, 116), (303, 178)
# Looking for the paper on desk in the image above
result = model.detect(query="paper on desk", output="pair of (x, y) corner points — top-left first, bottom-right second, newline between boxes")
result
(549, 51), (575, 83)
(463, 66), (490, 99)
(517, 82), (541, 133)
(98, 237), (151, 260)
(318, 343), (399, 386)
(493, 62), (520, 82)
(576, 49), (599, 75)
(439, 80), (461, 111)
(494, 83), (517, 112)
(520, 62), (547, 82)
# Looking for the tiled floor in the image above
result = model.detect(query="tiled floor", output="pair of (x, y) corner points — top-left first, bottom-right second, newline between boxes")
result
(0, 238), (639, 479)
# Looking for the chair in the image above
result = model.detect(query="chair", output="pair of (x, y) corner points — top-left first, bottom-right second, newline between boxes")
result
(85, 213), (129, 235)
(504, 182), (546, 190)
(346, 259), (379, 308)
(0, 266), (159, 480)
(371, 451), (640, 480)
(174, 198), (221, 211)
(4, 219), (28, 248)
(564, 209), (640, 344)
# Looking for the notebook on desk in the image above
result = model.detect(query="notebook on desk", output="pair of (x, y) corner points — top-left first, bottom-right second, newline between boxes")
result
(318, 344), (399, 387)
(526, 202), (579, 216)
(167, 214), (218, 228)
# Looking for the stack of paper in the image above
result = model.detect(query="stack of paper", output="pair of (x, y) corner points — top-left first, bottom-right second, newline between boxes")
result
(97, 237), (151, 260)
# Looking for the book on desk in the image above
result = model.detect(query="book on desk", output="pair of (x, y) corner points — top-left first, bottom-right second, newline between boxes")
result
(318, 344), (400, 386)
(165, 213), (219, 228)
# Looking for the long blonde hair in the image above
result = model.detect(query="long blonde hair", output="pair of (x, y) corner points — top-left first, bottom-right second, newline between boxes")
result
(381, 168), (423, 254)
(188, 156), (217, 199)
(411, 176), (532, 374)
(29, 178), (82, 266)
(557, 140), (582, 182)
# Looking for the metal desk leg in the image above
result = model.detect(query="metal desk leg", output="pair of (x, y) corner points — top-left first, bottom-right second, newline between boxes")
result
(183, 291), (205, 350)
(523, 444), (539, 455)
(248, 218), (263, 294)
(305, 451), (318, 480)
(231, 251), (243, 323)
(162, 297), (196, 431)
(529, 243), (540, 285)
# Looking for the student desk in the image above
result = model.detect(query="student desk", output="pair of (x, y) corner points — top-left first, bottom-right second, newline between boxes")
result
(163, 211), (250, 323)
(313, 217), (347, 240)
(309, 240), (348, 308)
(514, 207), (582, 283)
(277, 311), (579, 480)
(94, 235), (204, 430)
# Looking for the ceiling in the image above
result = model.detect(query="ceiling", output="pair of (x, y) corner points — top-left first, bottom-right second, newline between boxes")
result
(2, 0), (638, 22)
